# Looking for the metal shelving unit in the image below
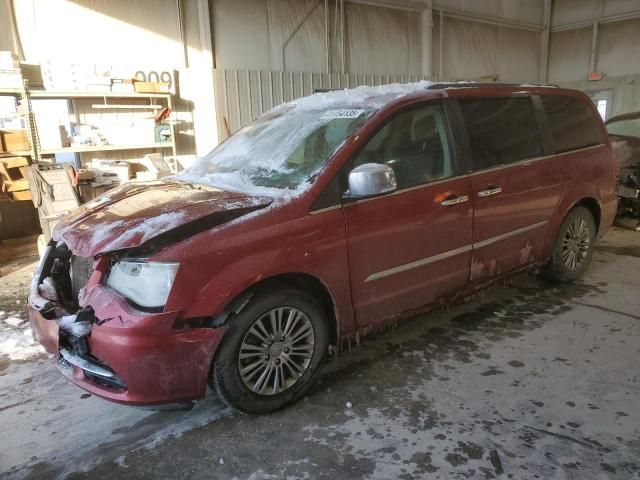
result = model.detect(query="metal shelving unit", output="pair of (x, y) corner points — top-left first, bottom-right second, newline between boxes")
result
(0, 83), (178, 165)
(1, 82), (180, 246)
(7, 143), (174, 156)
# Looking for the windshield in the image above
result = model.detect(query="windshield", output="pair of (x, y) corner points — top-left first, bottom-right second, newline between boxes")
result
(607, 118), (640, 138)
(176, 106), (374, 197)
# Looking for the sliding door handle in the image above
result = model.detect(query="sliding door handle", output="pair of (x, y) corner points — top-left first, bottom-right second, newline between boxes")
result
(478, 187), (502, 198)
(440, 194), (469, 206)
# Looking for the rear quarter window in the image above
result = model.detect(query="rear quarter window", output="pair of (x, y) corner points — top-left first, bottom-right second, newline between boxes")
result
(541, 95), (605, 153)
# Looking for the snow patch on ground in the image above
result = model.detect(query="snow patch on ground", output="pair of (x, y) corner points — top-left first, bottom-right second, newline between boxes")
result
(247, 458), (315, 480)
(0, 325), (44, 360)
(136, 396), (234, 451)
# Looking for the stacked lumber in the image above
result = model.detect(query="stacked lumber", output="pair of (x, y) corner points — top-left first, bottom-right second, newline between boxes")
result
(0, 156), (31, 201)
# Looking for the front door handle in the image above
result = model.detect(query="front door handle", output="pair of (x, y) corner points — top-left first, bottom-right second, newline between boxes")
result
(440, 194), (469, 206)
(478, 187), (502, 198)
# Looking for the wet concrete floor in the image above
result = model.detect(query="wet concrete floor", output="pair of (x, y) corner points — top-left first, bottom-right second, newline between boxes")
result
(1, 227), (639, 479)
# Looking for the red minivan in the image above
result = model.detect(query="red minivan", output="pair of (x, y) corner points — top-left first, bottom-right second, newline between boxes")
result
(28, 83), (617, 413)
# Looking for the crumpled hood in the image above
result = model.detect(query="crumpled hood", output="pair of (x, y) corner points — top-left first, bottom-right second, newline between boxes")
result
(610, 134), (640, 170)
(53, 180), (273, 257)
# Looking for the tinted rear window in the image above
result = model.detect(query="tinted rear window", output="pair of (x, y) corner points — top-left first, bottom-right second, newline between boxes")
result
(541, 95), (605, 153)
(460, 97), (544, 170)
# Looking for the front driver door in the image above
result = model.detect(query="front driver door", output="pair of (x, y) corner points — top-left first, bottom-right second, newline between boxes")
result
(343, 102), (473, 327)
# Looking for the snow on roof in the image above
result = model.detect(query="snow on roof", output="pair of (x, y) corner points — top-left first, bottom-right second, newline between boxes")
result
(275, 80), (437, 112)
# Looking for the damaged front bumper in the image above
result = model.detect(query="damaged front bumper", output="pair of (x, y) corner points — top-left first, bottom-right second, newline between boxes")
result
(615, 166), (640, 230)
(28, 243), (228, 406)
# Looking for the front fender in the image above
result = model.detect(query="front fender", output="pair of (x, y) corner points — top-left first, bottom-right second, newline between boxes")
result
(157, 208), (356, 337)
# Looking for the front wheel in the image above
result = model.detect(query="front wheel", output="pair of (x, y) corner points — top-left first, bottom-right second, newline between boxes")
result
(211, 287), (329, 414)
(543, 206), (596, 283)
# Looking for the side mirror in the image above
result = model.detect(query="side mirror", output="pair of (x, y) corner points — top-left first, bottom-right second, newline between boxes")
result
(344, 163), (397, 200)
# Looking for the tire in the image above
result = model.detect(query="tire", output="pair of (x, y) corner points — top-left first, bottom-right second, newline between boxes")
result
(543, 206), (597, 283)
(211, 286), (329, 414)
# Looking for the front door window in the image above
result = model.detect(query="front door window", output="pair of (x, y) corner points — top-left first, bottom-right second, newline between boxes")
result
(352, 104), (454, 189)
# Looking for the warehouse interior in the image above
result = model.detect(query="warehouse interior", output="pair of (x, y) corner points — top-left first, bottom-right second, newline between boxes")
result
(1, 0), (640, 478)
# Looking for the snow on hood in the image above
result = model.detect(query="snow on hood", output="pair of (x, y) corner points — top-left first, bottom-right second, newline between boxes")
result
(175, 81), (436, 197)
(53, 180), (272, 257)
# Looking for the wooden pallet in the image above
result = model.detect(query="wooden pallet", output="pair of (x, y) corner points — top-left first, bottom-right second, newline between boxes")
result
(0, 156), (31, 201)
(0, 234), (39, 260)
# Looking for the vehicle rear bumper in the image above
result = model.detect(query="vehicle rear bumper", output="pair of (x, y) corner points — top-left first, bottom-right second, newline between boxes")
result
(28, 284), (227, 406)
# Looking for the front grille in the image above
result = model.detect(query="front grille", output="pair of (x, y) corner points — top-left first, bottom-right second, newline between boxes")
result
(70, 255), (94, 300)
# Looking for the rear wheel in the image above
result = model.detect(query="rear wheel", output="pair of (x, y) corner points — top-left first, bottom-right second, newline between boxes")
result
(543, 206), (596, 282)
(212, 287), (329, 413)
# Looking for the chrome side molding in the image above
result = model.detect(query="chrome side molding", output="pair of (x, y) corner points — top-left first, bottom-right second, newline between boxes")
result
(365, 244), (473, 282)
(473, 220), (548, 249)
(364, 220), (549, 283)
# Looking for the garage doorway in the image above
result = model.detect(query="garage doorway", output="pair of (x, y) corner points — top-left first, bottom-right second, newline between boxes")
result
(586, 90), (614, 121)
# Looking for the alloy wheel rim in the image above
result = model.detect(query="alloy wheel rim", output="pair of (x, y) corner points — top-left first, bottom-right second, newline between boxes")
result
(238, 307), (315, 396)
(562, 217), (591, 271)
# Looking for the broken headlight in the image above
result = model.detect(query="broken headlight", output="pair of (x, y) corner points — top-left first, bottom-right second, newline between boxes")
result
(106, 260), (179, 309)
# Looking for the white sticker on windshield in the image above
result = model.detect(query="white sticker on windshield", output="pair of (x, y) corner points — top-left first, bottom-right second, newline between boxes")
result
(320, 109), (365, 120)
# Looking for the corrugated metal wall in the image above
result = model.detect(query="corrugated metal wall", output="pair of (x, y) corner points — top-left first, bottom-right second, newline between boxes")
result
(214, 68), (427, 137)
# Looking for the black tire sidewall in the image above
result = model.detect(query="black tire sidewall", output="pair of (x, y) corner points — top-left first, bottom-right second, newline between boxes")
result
(213, 287), (329, 414)
(547, 206), (597, 282)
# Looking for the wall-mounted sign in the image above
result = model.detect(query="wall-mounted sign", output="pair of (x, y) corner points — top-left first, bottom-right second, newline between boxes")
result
(588, 71), (603, 81)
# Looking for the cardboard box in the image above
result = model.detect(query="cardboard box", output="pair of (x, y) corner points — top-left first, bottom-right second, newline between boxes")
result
(37, 168), (81, 214)
(4, 178), (29, 192)
(133, 81), (170, 93)
(75, 169), (95, 181)
(89, 160), (132, 182)
(0, 156), (29, 182)
(0, 129), (30, 152)
(80, 182), (117, 202)
(10, 190), (32, 201)
(19, 63), (44, 88)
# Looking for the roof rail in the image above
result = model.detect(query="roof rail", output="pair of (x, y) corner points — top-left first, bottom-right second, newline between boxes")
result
(427, 82), (559, 89)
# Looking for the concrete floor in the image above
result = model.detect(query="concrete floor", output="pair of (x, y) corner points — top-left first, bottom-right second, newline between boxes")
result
(1, 227), (639, 480)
